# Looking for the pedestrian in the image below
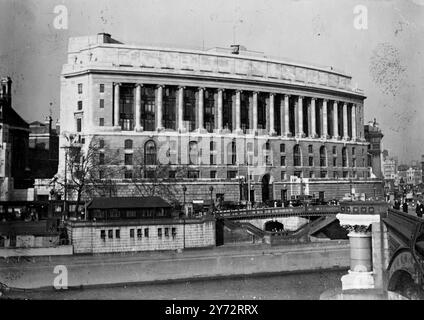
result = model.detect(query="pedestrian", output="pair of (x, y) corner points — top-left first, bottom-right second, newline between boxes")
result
(402, 201), (408, 213)
(393, 199), (401, 210)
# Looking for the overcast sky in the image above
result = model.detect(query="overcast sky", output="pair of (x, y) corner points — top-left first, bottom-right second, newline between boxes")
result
(0, 0), (423, 163)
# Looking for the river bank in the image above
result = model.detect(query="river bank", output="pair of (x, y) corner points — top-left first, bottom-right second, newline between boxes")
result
(0, 241), (349, 291)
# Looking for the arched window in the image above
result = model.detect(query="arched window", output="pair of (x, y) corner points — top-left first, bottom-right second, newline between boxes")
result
(124, 139), (133, 149)
(293, 144), (301, 167)
(342, 147), (347, 167)
(319, 146), (327, 167)
(144, 140), (156, 165)
(189, 141), (199, 165)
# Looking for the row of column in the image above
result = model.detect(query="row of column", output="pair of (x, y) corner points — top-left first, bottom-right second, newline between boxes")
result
(113, 83), (358, 140)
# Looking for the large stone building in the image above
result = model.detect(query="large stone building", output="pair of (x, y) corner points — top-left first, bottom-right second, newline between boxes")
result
(58, 33), (384, 205)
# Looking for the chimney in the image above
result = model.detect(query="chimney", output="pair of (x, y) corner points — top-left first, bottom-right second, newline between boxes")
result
(97, 32), (112, 44)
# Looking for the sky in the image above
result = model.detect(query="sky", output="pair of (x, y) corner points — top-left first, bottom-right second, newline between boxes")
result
(0, 0), (423, 163)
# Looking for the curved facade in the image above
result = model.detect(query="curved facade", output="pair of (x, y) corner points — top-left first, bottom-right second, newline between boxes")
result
(59, 33), (383, 203)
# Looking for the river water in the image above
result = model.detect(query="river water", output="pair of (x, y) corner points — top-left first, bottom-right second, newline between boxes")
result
(6, 269), (346, 300)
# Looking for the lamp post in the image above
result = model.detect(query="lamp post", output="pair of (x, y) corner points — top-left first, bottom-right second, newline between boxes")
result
(182, 185), (187, 216)
(209, 186), (214, 214)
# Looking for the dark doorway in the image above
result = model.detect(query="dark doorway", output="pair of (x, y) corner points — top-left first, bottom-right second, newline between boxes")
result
(281, 189), (288, 203)
(264, 220), (285, 232)
(319, 191), (325, 202)
(262, 174), (270, 202)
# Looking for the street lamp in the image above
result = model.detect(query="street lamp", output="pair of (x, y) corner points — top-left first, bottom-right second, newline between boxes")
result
(209, 186), (214, 213)
(182, 185), (187, 215)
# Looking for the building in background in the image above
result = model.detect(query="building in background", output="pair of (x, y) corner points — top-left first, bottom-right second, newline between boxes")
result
(28, 117), (60, 179)
(0, 76), (32, 201)
(364, 119), (384, 179)
(58, 33), (384, 206)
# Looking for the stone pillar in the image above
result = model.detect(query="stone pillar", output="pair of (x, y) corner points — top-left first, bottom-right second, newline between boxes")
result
(351, 104), (357, 141)
(156, 85), (164, 131)
(198, 87), (205, 132)
(311, 98), (317, 138)
(284, 94), (290, 137)
(333, 101), (339, 139)
(178, 86), (185, 132)
(343, 102), (349, 140)
(252, 91), (258, 132)
(297, 96), (304, 138)
(113, 83), (121, 128)
(322, 99), (328, 139)
(336, 213), (380, 290)
(269, 93), (276, 136)
(217, 89), (224, 131)
(235, 90), (242, 133)
(134, 84), (142, 132)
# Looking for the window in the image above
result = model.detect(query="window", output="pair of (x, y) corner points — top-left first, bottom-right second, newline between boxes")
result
(124, 170), (133, 179)
(169, 170), (176, 179)
(99, 153), (105, 165)
(99, 99), (104, 108)
(352, 158), (357, 168)
(210, 170), (216, 179)
(165, 228), (169, 237)
(124, 139), (133, 149)
(280, 143), (285, 153)
(227, 140), (236, 165)
(145, 170), (155, 179)
(320, 171), (327, 178)
(308, 145), (313, 154)
(77, 100), (83, 110)
(319, 146), (327, 167)
(100, 84), (105, 93)
(144, 228), (149, 238)
(126, 210), (136, 218)
(98, 170), (104, 179)
(210, 141), (215, 151)
(333, 171), (338, 179)
(189, 141), (199, 165)
(99, 139), (105, 148)
(108, 229), (113, 239)
(333, 146), (337, 155)
(78, 83), (82, 94)
(227, 170), (237, 179)
(293, 144), (301, 166)
(125, 154), (133, 165)
(309, 171), (314, 178)
(172, 227), (177, 238)
(281, 171), (286, 180)
(333, 158), (337, 167)
(144, 140), (156, 165)
(342, 147), (347, 167)
(158, 228), (162, 238)
(343, 171), (348, 178)
(188, 170), (199, 179)
(99, 118), (104, 126)
(109, 209), (120, 218)
(280, 156), (286, 166)
(100, 230), (106, 240)
(294, 171), (302, 178)
(308, 156), (314, 167)
(352, 147), (355, 155)
(115, 229), (120, 239)
(137, 229), (142, 239)
(76, 118), (82, 132)
(130, 229), (135, 238)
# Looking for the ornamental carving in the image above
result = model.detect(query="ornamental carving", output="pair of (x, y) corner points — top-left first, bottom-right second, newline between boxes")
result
(341, 224), (371, 234)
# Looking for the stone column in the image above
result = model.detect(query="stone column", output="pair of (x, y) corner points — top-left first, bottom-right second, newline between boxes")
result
(336, 213), (380, 290)
(252, 91), (258, 132)
(351, 104), (357, 141)
(178, 86), (185, 132)
(235, 90), (242, 133)
(217, 89), (224, 131)
(156, 85), (164, 131)
(333, 101), (339, 139)
(113, 83), (121, 129)
(311, 98), (317, 138)
(198, 87), (205, 132)
(269, 93), (276, 136)
(322, 99), (328, 139)
(298, 96), (304, 138)
(134, 84), (142, 132)
(284, 94), (290, 137)
(343, 102), (349, 140)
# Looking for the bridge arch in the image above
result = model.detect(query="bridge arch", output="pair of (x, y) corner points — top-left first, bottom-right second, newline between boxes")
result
(264, 220), (285, 232)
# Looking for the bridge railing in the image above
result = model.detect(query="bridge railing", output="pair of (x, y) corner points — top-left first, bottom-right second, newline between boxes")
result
(216, 205), (341, 218)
